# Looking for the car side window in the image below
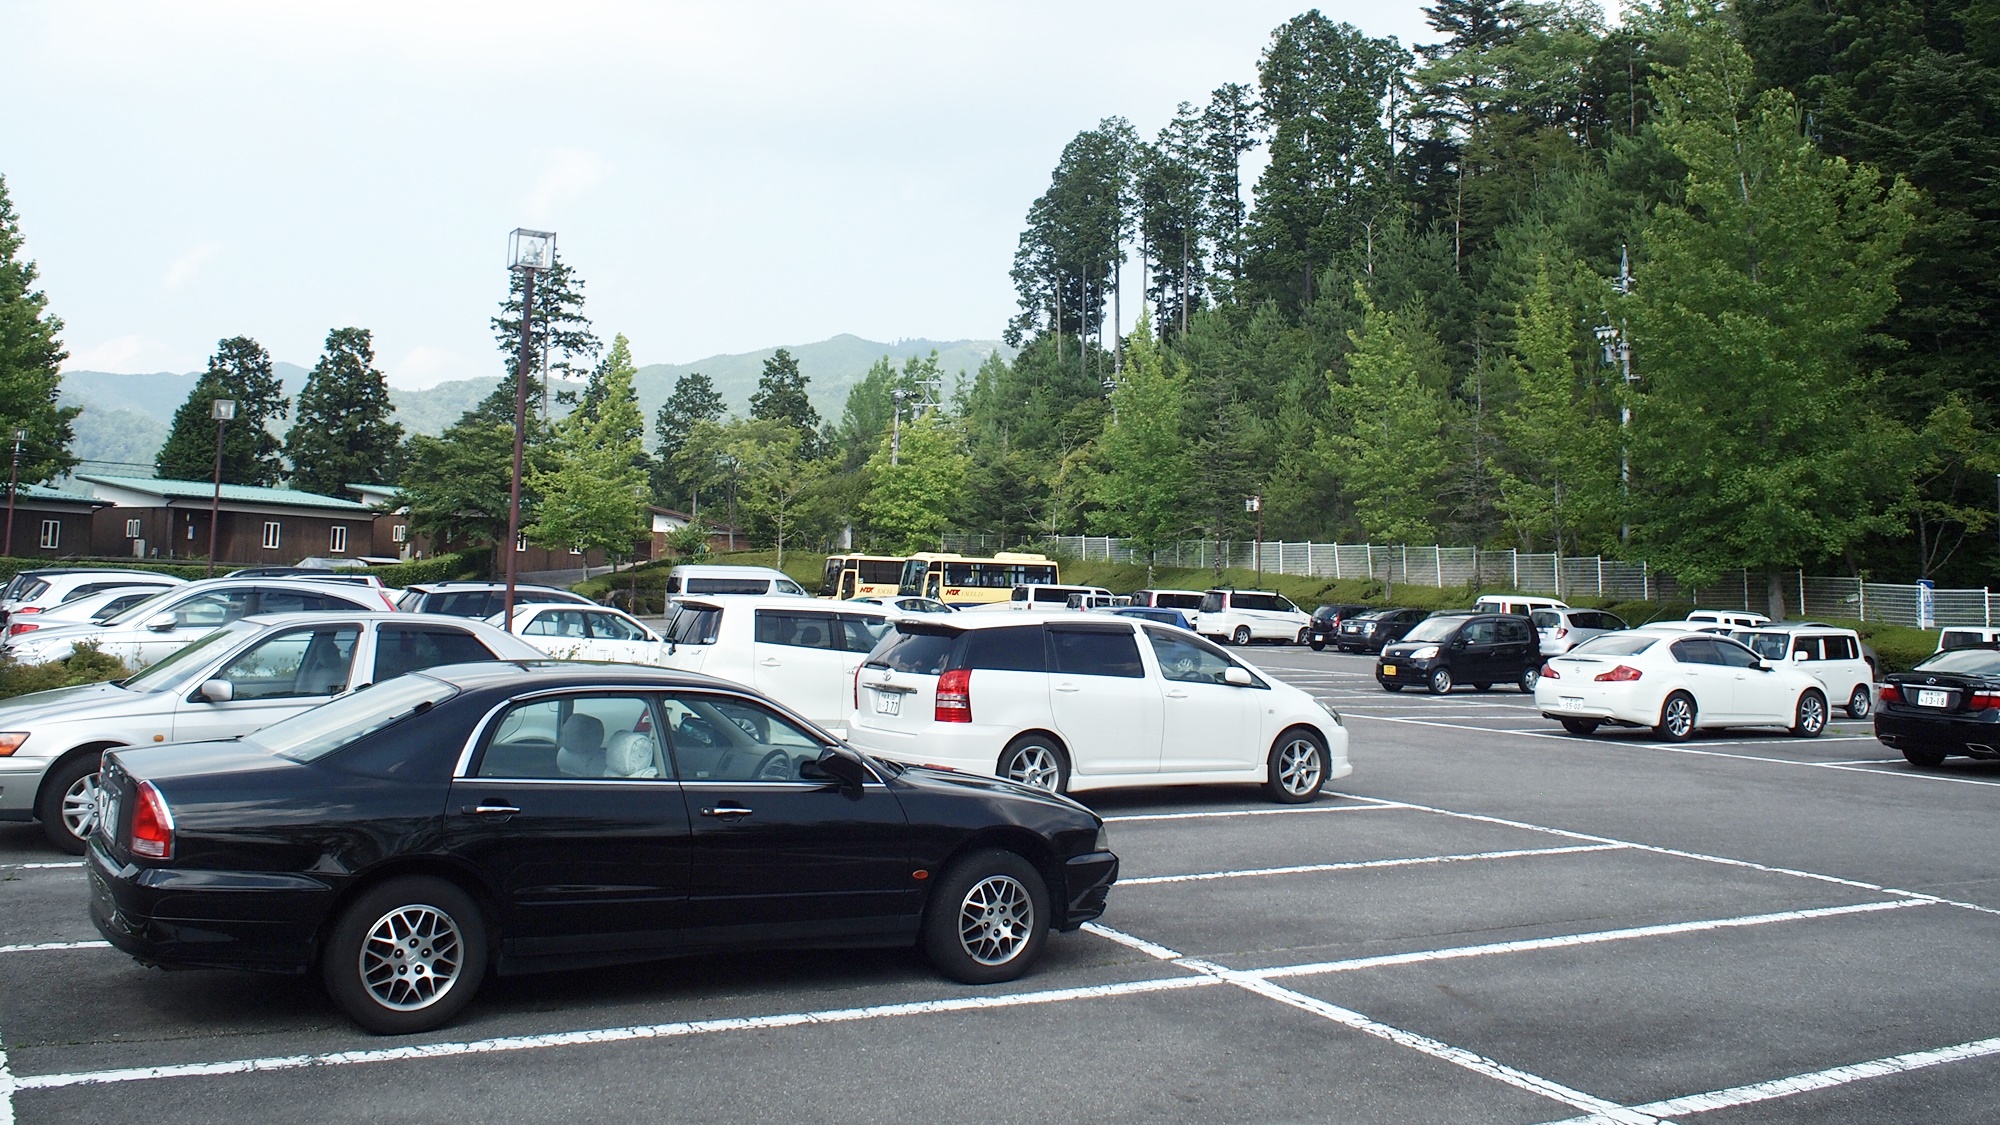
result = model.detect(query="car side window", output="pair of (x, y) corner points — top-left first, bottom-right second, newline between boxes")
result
(477, 694), (665, 780)
(963, 626), (1047, 672)
(374, 625), (501, 683)
(1792, 636), (1822, 661)
(1741, 633), (1788, 660)
(661, 692), (826, 782)
(1048, 627), (1145, 679)
(755, 610), (838, 650)
(1143, 628), (1239, 685)
(525, 610), (589, 638)
(1499, 619), (1531, 643)
(1463, 620), (1497, 645)
(1711, 640), (1762, 668)
(585, 611), (646, 641)
(1671, 638), (1721, 664)
(838, 614), (892, 653)
(1825, 635), (1858, 660)
(213, 623), (360, 699)
(173, 590), (253, 628)
(1532, 610), (1560, 629)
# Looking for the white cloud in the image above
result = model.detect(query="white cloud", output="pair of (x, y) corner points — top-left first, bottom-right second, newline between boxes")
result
(63, 335), (178, 373)
(162, 242), (220, 291)
(387, 345), (469, 390)
(524, 150), (614, 221)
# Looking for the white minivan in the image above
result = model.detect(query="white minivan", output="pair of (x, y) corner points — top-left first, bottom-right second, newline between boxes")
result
(1725, 623), (1876, 718)
(1472, 594), (1568, 617)
(848, 615), (1349, 802)
(655, 595), (892, 732)
(664, 564), (811, 598)
(1196, 589), (1312, 645)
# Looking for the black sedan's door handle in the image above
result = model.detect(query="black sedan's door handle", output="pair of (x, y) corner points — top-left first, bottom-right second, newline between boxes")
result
(466, 802), (522, 816)
(700, 804), (753, 818)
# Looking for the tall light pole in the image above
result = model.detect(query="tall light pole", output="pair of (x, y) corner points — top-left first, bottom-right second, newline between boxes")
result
(4, 429), (24, 558)
(206, 400), (236, 576)
(1246, 494), (1263, 585)
(503, 229), (555, 626)
(890, 388), (907, 466)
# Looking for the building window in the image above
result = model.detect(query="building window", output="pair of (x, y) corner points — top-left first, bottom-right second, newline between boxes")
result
(38, 521), (59, 550)
(391, 524), (408, 544)
(125, 518), (142, 538)
(262, 522), (282, 550)
(515, 533), (528, 553)
(329, 525), (348, 554)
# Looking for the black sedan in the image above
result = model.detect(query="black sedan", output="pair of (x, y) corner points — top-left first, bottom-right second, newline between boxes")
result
(88, 662), (1118, 1034)
(1307, 604), (1373, 651)
(1334, 607), (1431, 654)
(1874, 647), (2000, 767)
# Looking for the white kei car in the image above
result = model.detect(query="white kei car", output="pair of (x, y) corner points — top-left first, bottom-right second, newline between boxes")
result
(0, 612), (539, 853)
(490, 602), (670, 665)
(1534, 628), (1832, 741)
(847, 614), (1350, 802)
(655, 594), (894, 732)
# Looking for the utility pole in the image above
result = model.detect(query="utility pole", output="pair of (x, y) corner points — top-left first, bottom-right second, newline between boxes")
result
(3, 429), (22, 558)
(206, 399), (236, 576)
(890, 389), (906, 466)
(1596, 245), (1636, 544)
(1246, 494), (1263, 585)
(504, 228), (555, 627)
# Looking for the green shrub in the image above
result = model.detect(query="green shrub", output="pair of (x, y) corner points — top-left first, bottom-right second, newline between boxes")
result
(0, 557), (209, 583)
(366, 549), (488, 588)
(0, 642), (130, 701)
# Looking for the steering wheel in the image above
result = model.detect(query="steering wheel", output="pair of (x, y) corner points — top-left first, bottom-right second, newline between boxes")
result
(1169, 653), (1201, 678)
(754, 750), (794, 781)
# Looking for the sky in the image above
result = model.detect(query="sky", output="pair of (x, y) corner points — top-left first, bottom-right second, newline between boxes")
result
(9, 1), (1437, 389)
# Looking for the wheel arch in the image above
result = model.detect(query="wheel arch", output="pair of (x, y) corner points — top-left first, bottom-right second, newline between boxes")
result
(925, 829), (1063, 928)
(33, 741), (125, 816)
(312, 855), (506, 973)
(998, 728), (1070, 768)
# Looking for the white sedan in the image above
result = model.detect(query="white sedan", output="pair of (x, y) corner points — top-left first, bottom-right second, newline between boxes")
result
(1534, 629), (1832, 740)
(491, 603), (669, 665)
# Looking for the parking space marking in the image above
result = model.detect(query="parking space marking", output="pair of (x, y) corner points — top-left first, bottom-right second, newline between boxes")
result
(0, 941), (108, 955)
(1079, 922), (1184, 961)
(2, 1018), (14, 1125)
(1347, 795), (2000, 919)
(1119, 844), (1625, 886)
(1176, 958), (1663, 1124)
(0, 862), (81, 872)
(1103, 803), (1396, 824)
(1254, 899), (1925, 980)
(1540, 1034), (2000, 1124)
(9, 975), (1224, 1092)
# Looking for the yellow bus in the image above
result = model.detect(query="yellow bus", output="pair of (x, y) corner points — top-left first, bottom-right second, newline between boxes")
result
(898, 552), (1060, 605)
(820, 553), (910, 600)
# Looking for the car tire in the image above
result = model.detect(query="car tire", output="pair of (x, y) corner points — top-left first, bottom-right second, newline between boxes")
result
(1310, 640), (1326, 652)
(1900, 744), (1946, 768)
(37, 751), (106, 855)
(922, 849), (1049, 985)
(1428, 667), (1453, 695)
(1846, 685), (1872, 720)
(1472, 682), (1492, 692)
(1264, 728), (1330, 804)
(1296, 627), (1311, 646)
(1519, 666), (1540, 693)
(1232, 626), (1252, 646)
(1560, 718), (1601, 736)
(1656, 691), (1697, 742)
(997, 735), (1069, 794)
(1791, 690), (1828, 738)
(323, 876), (487, 1035)
(1381, 683), (1404, 692)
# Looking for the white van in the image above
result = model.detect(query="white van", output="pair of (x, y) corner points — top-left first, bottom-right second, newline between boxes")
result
(1687, 609), (1772, 628)
(1725, 623), (1875, 718)
(1196, 589), (1312, 646)
(1472, 595), (1568, 617)
(656, 595), (892, 733)
(664, 564), (811, 598)
(1937, 627), (2000, 652)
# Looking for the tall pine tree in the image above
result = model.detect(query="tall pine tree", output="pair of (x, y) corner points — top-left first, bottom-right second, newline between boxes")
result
(284, 327), (403, 497)
(155, 337), (288, 485)
(653, 370), (725, 508)
(748, 348), (821, 453)
(0, 176), (79, 486)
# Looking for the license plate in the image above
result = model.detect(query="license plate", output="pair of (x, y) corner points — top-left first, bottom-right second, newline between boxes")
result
(1560, 697), (1586, 712)
(1918, 689), (1949, 708)
(1382, 665), (1396, 676)
(875, 691), (901, 715)
(98, 790), (119, 840)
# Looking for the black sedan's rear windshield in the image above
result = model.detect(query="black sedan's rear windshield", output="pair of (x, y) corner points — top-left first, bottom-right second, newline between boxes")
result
(1913, 648), (2000, 675)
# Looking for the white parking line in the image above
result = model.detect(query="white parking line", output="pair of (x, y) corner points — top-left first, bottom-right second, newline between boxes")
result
(1, 1021), (14, 1125)
(1177, 959), (1664, 1124)
(1079, 923), (1184, 961)
(0, 941), (109, 955)
(1539, 1034), (2000, 1123)
(1120, 844), (1624, 886)
(1103, 803), (1396, 824)
(0, 862), (81, 872)
(9, 975), (1224, 1092)
(1255, 900), (1925, 979)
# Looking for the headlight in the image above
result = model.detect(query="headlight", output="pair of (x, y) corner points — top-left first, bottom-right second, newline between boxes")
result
(1410, 645), (1440, 660)
(1094, 825), (1110, 852)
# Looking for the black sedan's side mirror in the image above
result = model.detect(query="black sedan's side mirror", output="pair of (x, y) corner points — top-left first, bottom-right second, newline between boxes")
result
(800, 749), (868, 788)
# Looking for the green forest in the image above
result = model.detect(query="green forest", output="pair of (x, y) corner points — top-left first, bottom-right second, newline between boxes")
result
(2, 0), (1995, 592)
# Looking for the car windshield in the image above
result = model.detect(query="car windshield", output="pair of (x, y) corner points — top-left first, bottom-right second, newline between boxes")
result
(99, 587), (180, 625)
(1572, 633), (1663, 656)
(117, 621), (261, 693)
(1913, 648), (2000, 675)
(1400, 616), (1461, 643)
(254, 674), (460, 763)
(1734, 632), (1791, 660)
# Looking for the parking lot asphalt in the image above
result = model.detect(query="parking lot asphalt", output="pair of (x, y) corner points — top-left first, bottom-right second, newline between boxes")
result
(4, 646), (1999, 1123)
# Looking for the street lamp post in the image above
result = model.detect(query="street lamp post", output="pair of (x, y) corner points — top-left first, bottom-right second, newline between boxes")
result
(890, 389), (906, 466)
(503, 229), (556, 626)
(206, 400), (236, 576)
(1246, 494), (1263, 585)
(4, 429), (24, 558)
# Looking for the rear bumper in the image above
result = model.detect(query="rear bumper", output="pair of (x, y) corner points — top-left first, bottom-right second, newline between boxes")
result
(1058, 851), (1118, 930)
(87, 839), (333, 974)
(1874, 710), (2000, 758)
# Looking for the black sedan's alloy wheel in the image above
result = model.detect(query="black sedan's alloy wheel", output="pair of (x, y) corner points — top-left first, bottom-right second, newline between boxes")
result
(1518, 666), (1539, 693)
(923, 849), (1050, 984)
(324, 876), (488, 1035)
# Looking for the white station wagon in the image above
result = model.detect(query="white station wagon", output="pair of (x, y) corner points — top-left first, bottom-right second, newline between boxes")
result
(847, 614), (1350, 802)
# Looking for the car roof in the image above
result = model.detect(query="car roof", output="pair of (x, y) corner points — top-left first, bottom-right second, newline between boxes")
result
(417, 659), (751, 694)
(889, 609), (1110, 632)
(1730, 622), (1854, 634)
(675, 593), (889, 612)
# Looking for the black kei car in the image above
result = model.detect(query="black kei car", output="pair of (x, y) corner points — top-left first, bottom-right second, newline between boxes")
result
(1306, 604), (1374, 651)
(1375, 611), (1542, 694)
(1874, 646), (2000, 767)
(88, 663), (1119, 1035)
(1334, 607), (1432, 654)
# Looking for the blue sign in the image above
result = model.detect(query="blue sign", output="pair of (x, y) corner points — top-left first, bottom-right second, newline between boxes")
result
(1918, 578), (1937, 630)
